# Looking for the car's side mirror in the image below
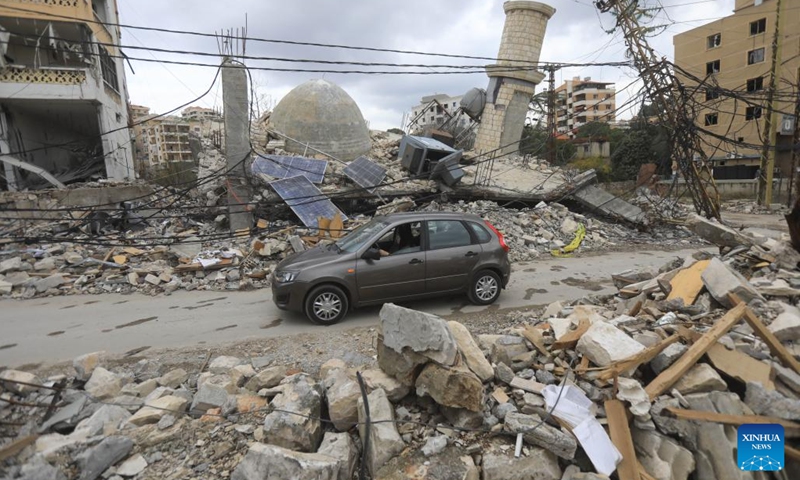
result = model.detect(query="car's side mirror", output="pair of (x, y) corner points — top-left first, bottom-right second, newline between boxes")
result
(362, 246), (381, 261)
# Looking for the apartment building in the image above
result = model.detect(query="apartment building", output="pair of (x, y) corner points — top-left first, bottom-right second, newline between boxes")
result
(674, 0), (800, 179)
(182, 106), (221, 122)
(556, 77), (616, 137)
(0, 0), (133, 190)
(405, 93), (471, 132)
(131, 111), (193, 168)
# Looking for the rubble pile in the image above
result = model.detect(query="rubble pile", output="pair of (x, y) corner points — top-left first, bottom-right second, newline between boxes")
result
(423, 199), (697, 261)
(5, 214), (800, 478)
(723, 199), (788, 215)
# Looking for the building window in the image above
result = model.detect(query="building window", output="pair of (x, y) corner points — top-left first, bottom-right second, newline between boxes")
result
(748, 48), (765, 65)
(705, 113), (718, 126)
(750, 18), (766, 35)
(706, 60), (720, 75)
(705, 88), (720, 101)
(707, 33), (721, 49)
(99, 46), (119, 92)
(746, 107), (762, 120)
(747, 76), (764, 92)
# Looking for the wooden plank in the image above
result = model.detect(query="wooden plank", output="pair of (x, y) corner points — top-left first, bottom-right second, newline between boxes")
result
(626, 298), (644, 317)
(605, 399), (639, 480)
(99, 247), (116, 271)
(678, 326), (775, 390)
(786, 445), (800, 464)
(664, 407), (800, 436)
(329, 213), (344, 239)
(597, 335), (680, 382)
(551, 318), (591, 351)
(644, 303), (746, 400)
(666, 260), (710, 305)
(520, 324), (549, 356)
(729, 293), (800, 375)
(0, 435), (38, 462)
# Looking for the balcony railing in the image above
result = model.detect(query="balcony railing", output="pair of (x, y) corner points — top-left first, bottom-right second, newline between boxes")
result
(0, 65), (86, 85)
(16, 0), (80, 6)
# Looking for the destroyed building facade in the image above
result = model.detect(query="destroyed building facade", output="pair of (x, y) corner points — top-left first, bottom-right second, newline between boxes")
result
(0, 0), (134, 190)
(473, 1), (555, 156)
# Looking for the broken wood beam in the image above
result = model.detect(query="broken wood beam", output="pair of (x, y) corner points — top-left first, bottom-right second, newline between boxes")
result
(605, 399), (639, 480)
(519, 324), (549, 356)
(729, 293), (800, 375)
(597, 334), (680, 382)
(551, 318), (591, 351)
(786, 445), (800, 464)
(0, 435), (38, 462)
(664, 407), (800, 437)
(644, 303), (747, 400)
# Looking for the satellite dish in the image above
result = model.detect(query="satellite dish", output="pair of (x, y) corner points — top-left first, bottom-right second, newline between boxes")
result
(461, 88), (487, 121)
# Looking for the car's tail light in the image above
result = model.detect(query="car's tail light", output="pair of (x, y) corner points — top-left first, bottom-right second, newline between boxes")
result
(484, 220), (509, 252)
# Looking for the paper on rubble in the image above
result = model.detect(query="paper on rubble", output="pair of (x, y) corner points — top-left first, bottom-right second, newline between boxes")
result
(542, 384), (622, 476)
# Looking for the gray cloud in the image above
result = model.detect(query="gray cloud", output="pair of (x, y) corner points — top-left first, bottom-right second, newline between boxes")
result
(119, 0), (735, 130)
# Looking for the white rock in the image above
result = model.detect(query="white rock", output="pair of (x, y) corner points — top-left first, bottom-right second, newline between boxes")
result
(701, 257), (764, 308)
(84, 367), (122, 400)
(0, 369), (42, 394)
(73, 352), (106, 381)
(380, 303), (458, 366)
(576, 322), (645, 367)
(116, 454), (147, 477)
(422, 435), (448, 456)
(769, 303), (800, 342)
(209, 355), (242, 374)
(673, 364), (727, 394)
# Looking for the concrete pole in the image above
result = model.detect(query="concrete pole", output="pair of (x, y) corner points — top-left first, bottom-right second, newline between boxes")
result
(757, 0), (784, 206)
(221, 58), (253, 232)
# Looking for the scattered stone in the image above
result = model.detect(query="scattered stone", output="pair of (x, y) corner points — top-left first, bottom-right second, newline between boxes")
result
(157, 368), (188, 388)
(416, 362), (483, 412)
(380, 303), (458, 366)
(73, 352), (106, 381)
(84, 367), (122, 400)
(75, 405), (131, 437)
(377, 334), (428, 386)
(358, 388), (404, 476)
(633, 428), (695, 480)
(504, 412), (577, 460)
(190, 382), (230, 414)
(157, 415), (176, 430)
(34, 274), (65, 293)
(17, 458), (67, 480)
(361, 368), (410, 402)
(324, 370), (361, 431)
(493, 402), (517, 420)
(673, 364), (727, 394)
(317, 432), (358, 480)
(576, 321), (645, 367)
(422, 435), (448, 456)
(0, 369), (42, 395)
(75, 436), (133, 480)
(263, 373), (324, 452)
(495, 362), (515, 385)
(0, 256), (22, 273)
(745, 381), (800, 420)
(116, 454), (147, 477)
(231, 443), (339, 480)
(447, 321), (494, 382)
(128, 395), (189, 426)
(769, 303), (800, 342)
(651, 343), (688, 375)
(245, 365), (288, 391)
(208, 355), (242, 374)
(685, 213), (753, 248)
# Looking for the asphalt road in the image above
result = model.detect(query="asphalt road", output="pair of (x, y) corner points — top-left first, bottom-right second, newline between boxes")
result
(0, 247), (704, 368)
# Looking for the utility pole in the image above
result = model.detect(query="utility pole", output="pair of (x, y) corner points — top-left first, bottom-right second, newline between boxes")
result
(546, 67), (557, 165)
(789, 82), (800, 207)
(221, 58), (253, 232)
(757, 0), (784, 206)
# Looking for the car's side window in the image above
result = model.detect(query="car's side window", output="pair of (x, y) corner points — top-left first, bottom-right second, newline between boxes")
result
(376, 222), (422, 255)
(428, 220), (472, 250)
(467, 222), (491, 243)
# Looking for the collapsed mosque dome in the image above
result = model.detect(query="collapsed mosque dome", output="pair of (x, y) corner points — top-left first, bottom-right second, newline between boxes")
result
(270, 79), (371, 161)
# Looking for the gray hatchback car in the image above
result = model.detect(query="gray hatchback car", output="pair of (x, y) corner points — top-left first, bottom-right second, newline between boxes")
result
(271, 212), (511, 324)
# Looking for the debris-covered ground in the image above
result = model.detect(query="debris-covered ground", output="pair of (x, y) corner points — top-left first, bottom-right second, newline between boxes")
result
(3, 212), (800, 479)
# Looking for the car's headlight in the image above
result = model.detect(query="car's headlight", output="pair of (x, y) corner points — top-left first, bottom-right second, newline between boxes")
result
(274, 270), (299, 283)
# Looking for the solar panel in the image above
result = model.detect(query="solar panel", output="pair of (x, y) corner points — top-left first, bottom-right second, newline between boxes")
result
(343, 156), (387, 193)
(269, 175), (347, 229)
(251, 154), (328, 184)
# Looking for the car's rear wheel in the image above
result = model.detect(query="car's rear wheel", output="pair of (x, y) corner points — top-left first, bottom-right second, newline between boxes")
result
(305, 285), (349, 325)
(468, 270), (501, 305)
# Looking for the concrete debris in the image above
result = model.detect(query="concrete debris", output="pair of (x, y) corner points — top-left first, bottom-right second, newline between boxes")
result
(421, 435), (448, 456)
(633, 428), (696, 480)
(415, 362), (483, 412)
(769, 303), (800, 341)
(745, 381), (800, 420)
(75, 436), (133, 480)
(686, 213), (753, 248)
(73, 351), (106, 381)
(84, 367), (122, 400)
(576, 321), (646, 367)
(262, 373), (324, 452)
(317, 432), (358, 480)
(358, 388), (405, 476)
(360, 368), (410, 402)
(115, 454), (147, 477)
(482, 449), (562, 480)
(231, 443), (339, 480)
(701, 257), (764, 308)
(672, 363), (727, 394)
(380, 303), (458, 366)
(128, 395), (189, 426)
(323, 368), (361, 431)
(447, 320), (494, 382)
(504, 411), (577, 459)
(0, 369), (42, 394)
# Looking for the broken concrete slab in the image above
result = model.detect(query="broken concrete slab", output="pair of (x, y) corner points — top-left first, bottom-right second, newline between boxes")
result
(230, 443), (338, 480)
(415, 362), (483, 412)
(571, 183), (646, 225)
(576, 321), (646, 367)
(74, 405), (131, 437)
(745, 381), (800, 420)
(673, 364), (727, 395)
(380, 303), (458, 366)
(190, 382), (230, 414)
(447, 321), (494, 382)
(34, 274), (65, 293)
(75, 436), (133, 480)
(358, 388), (404, 477)
(481, 449), (561, 480)
(632, 428), (695, 480)
(651, 343), (689, 375)
(504, 412), (577, 459)
(686, 213), (753, 248)
(769, 303), (800, 342)
(700, 257), (764, 308)
(263, 373), (324, 452)
(684, 392), (751, 480)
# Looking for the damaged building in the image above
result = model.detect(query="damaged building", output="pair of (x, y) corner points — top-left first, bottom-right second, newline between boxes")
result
(0, 0), (133, 191)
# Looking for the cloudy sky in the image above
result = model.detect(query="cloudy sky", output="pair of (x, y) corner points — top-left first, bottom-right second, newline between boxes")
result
(118, 0), (736, 130)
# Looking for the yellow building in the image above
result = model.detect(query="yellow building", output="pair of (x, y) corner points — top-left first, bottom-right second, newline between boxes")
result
(674, 0), (800, 179)
(556, 77), (616, 137)
(0, 0), (133, 189)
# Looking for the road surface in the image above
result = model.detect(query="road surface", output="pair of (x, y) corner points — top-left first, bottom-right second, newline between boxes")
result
(0, 247), (704, 367)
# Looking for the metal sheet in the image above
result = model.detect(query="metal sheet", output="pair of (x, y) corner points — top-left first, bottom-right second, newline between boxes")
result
(252, 154), (328, 184)
(269, 175), (347, 228)
(343, 156), (387, 193)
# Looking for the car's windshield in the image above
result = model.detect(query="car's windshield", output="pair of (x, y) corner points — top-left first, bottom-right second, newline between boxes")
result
(335, 219), (390, 253)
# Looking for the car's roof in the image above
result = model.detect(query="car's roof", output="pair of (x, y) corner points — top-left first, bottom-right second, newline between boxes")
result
(374, 211), (484, 222)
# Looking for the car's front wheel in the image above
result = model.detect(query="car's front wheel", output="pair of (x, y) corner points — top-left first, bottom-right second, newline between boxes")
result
(305, 285), (349, 325)
(468, 270), (501, 305)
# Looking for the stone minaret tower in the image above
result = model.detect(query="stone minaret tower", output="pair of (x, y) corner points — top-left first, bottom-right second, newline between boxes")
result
(473, 1), (555, 156)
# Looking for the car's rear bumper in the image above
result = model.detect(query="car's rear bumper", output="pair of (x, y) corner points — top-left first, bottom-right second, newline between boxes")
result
(271, 279), (310, 313)
(501, 270), (511, 288)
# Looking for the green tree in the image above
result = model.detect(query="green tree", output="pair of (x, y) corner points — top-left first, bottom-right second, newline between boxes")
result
(610, 129), (654, 181)
(519, 125), (576, 165)
(576, 121), (611, 139)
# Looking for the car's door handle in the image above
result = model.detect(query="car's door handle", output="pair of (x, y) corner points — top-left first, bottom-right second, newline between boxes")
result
(465, 251), (478, 257)
(409, 258), (424, 265)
